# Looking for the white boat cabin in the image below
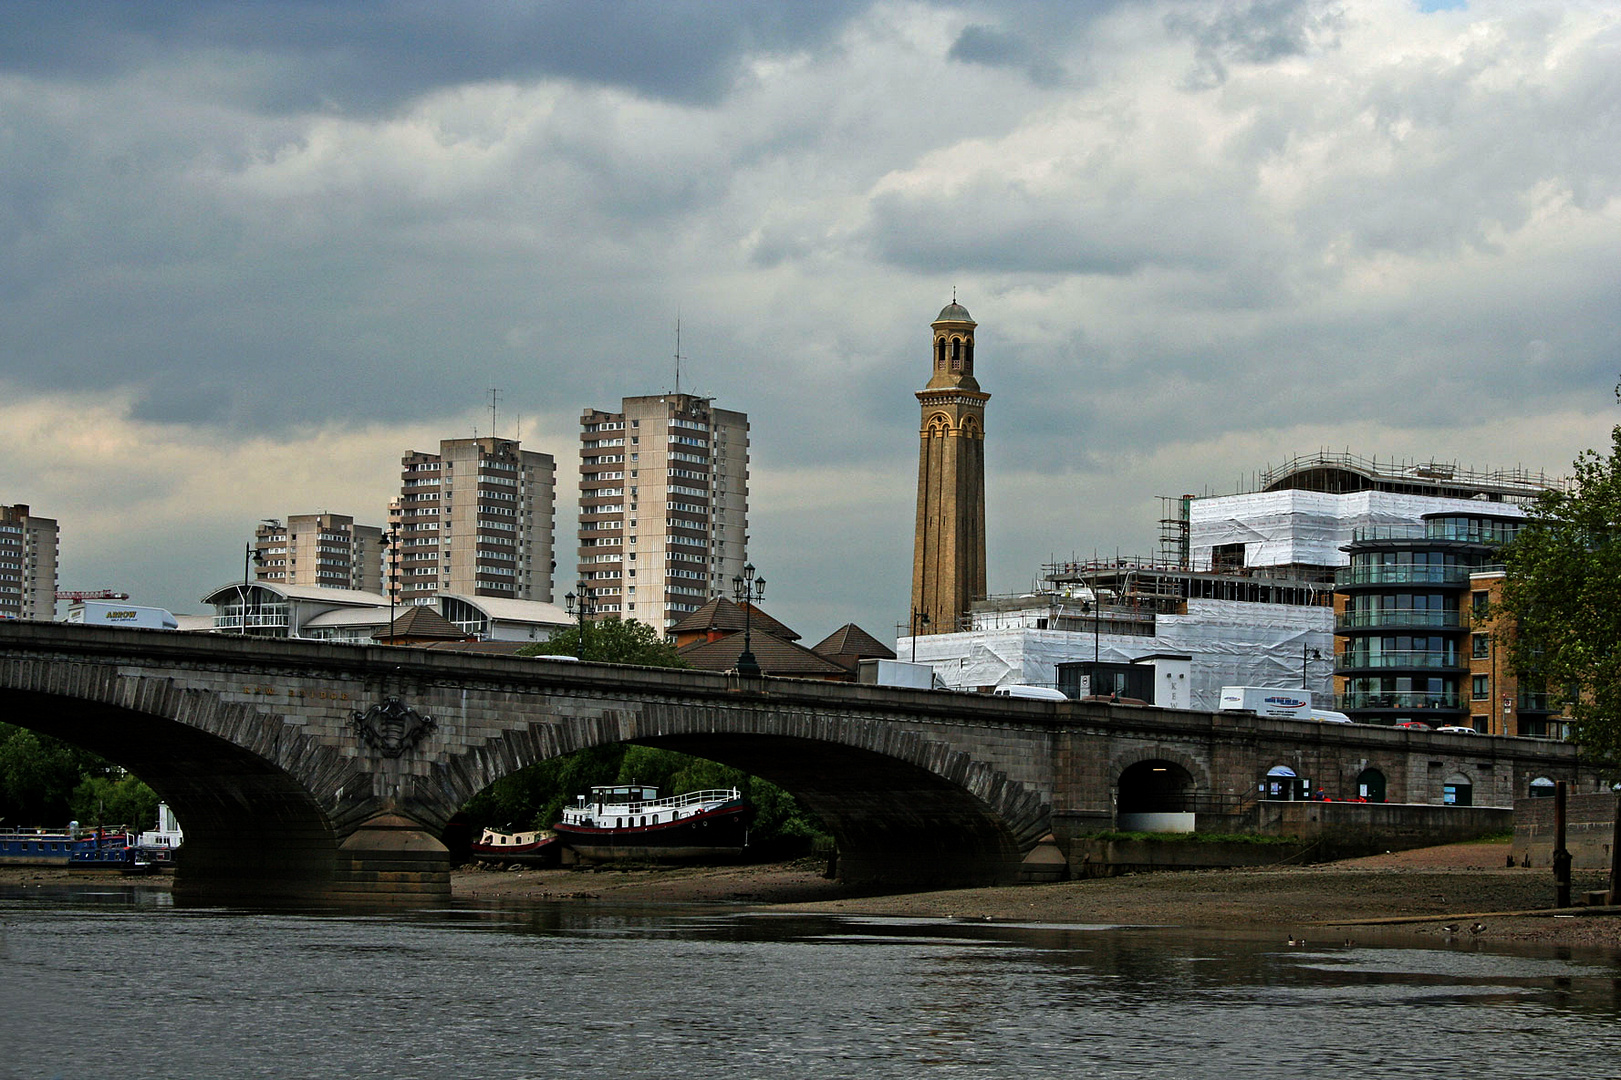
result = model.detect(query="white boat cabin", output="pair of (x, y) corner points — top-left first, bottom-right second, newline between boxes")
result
(560, 785), (742, 830)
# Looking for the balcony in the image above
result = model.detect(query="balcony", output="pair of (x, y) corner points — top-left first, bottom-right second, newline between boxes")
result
(1335, 650), (1463, 672)
(1336, 609), (1463, 631)
(1334, 565), (1472, 587)
(1335, 690), (1462, 712)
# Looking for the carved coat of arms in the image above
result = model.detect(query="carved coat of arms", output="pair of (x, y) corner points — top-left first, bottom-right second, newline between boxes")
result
(351, 697), (437, 757)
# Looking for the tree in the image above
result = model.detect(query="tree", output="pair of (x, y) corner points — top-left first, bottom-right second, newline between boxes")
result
(519, 616), (688, 667)
(71, 774), (159, 831)
(0, 723), (134, 826)
(1498, 411), (1621, 758)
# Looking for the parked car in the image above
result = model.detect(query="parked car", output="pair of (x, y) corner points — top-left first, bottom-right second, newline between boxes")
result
(1436, 725), (1478, 734)
(1395, 721), (1431, 730)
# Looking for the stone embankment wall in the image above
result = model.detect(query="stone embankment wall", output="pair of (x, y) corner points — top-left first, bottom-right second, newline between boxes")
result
(1513, 793), (1618, 870)
(1260, 801), (1512, 860)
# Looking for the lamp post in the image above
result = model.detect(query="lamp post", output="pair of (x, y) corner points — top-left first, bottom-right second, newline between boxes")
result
(239, 541), (264, 636)
(910, 610), (930, 662)
(565, 581), (596, 660)
(1303, 646), (1321, 690)
(732, 562), (765, 677)
(381, 524), (399, 643)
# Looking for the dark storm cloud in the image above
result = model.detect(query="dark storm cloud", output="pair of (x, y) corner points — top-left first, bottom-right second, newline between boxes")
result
(0, 0), (866, 111)
(948, 24), (1065, 86)
(1164, 0), (1342, 89)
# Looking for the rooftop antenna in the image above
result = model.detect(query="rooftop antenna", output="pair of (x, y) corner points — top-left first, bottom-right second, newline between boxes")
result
(674, 312), (684, 397)
(488, 387), (502, 438)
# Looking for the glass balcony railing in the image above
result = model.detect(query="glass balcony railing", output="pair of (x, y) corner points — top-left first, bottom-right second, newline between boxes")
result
(1335, 650), (1462, 671)
(1424, 520), (1524, 545)
(1335, 691), (1463, 711)
(1336, 609), (1463, 630)
(1349, 525), (1425, 543)
(1335, 565), (1472, 587)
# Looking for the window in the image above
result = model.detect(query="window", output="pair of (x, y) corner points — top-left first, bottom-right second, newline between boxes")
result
(1472, 634), (1490, 660)
(1472, 675), (1489, 700)
(1472, 591), (1490, 616)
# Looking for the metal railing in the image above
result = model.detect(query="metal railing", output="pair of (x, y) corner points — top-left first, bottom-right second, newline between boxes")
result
(1336, 609), (1462, 630)
(1335, 650), (1462, 671)
(1334, 691), (1462, 711)
(591, 788), (741, 812)
(1334, 565), (1473, 587)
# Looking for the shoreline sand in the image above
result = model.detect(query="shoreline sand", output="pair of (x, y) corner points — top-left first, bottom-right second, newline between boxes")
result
(453, 840), (1621, 949)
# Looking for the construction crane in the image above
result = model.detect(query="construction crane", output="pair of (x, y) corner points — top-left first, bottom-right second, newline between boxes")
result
(56, 589), (131, 602)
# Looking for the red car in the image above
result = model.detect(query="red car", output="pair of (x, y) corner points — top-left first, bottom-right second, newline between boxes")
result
(1395, 721), (1431, 730)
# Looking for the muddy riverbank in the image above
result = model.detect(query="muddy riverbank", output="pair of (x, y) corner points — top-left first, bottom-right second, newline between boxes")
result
(9, 841), (1617, 949)
(455, 841), (1621, 949)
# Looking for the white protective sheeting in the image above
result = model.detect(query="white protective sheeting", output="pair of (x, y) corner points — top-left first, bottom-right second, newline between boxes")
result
(904, 598), (1335, 711)
(1188, 490), (1524, 572)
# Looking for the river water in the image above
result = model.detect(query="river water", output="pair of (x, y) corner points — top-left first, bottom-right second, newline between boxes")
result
(3, 884), (1620, 1079)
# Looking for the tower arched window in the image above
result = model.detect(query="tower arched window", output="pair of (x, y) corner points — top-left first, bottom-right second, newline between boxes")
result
(935, 338), (946, 370)
(965, 339), (974, 368)
(951, 338), (962, 370)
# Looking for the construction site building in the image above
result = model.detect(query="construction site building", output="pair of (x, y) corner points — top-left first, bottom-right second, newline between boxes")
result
(902, 451), (1561, 714)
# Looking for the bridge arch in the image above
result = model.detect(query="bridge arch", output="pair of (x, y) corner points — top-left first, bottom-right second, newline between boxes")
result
(438, 699), (1052, 887)
(0, 673), (376, 906)
(1108, 747), (1211, 832)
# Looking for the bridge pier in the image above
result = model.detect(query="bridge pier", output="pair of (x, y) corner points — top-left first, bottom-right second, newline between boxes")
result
(330, 813), (452, 907)
(171, 813), (450, 908)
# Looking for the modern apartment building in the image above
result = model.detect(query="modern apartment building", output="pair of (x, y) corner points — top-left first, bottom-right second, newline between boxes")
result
(394, 437), (556, 606)
(253, 513), (385, 593)
(577, 394), (748, 628)
(1334, 511), (1525, 729)
(0, 503), (58, 621)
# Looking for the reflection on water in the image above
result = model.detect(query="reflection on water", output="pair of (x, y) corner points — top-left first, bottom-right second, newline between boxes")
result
(2, 885), (1619, 1079)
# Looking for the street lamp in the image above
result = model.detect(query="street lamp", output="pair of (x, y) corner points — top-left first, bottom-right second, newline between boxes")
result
(910, 610), (930, 662)
(565, 581), (597, 660)
(239, 541), (263, 636)
(732, 562), (765, 677)
(380, 524), (399, 643)
(1303, 646), (1321, 689)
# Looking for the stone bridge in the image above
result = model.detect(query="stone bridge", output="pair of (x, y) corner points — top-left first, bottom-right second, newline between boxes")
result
(0, 622), (1598, 906)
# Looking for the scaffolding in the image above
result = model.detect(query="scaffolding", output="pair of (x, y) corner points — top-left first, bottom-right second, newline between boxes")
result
(1248, 450), (1561, 504)
(1158, 494), (1191, 568)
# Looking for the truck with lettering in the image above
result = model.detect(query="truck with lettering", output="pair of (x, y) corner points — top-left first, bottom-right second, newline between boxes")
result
(65, 602), (179, 630)
(1218, 686), (1312, 720)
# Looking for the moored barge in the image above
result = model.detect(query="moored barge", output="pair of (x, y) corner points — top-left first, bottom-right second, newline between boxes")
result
(554, 785), (751, 863)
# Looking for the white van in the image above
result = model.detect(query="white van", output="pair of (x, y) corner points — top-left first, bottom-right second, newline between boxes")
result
(993, 685), (1069, 702)
(1309, 709), (1354, 724)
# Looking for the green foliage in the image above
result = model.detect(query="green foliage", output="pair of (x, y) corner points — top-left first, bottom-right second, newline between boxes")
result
(0, 723), (119, 826)
(518, 617), (688, 667)
(70, 774), (159, 830)
(1498, 409), (1621, 759)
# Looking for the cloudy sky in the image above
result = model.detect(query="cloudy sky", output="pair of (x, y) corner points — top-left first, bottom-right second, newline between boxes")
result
(4, 0), (1620, 641)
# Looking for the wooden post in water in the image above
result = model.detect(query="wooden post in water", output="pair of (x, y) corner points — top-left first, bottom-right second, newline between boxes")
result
(1553, 779), (1572, 909)
(1609, 790), (1621, 906)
